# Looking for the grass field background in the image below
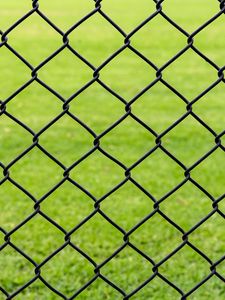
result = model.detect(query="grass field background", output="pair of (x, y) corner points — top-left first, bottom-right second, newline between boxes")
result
(0, 0), (225, 299)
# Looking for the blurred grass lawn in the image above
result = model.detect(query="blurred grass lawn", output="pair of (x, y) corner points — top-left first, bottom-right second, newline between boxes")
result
(0, 0), (225, 299)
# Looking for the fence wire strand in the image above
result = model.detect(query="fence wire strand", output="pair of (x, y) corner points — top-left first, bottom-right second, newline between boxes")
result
(0, 0), (225, 299)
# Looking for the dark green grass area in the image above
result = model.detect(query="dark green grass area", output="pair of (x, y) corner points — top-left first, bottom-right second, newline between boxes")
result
(0, 0), (225, 299)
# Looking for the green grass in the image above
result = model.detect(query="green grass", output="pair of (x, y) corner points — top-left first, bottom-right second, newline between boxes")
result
(0, 0), (225, 299)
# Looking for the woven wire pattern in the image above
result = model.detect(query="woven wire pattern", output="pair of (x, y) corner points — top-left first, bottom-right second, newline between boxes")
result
(0, 0), (225, 299)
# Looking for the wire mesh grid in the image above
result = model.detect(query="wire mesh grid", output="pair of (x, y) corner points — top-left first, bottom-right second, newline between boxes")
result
(0, 0), (225, 299)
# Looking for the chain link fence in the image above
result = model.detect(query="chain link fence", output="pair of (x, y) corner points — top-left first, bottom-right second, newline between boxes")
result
(0, 0), (225, 299)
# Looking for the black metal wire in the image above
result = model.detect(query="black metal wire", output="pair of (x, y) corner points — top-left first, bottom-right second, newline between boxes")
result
(0, 0), (224, 299)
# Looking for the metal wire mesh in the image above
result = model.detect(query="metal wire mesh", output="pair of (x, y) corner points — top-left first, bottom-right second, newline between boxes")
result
(0, 0), (225, 299)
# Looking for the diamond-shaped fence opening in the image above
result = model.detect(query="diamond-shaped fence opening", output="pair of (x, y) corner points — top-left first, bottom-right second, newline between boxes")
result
(161, 115), (216, 165)
(101, 245), (154, 293)
(68, 13), (124, 66)
(163, 48), (218, 100)
(100, 48), (156, 100)
(68, 82), (125, 134)
(100, 181), (153, 231)
(9, 147), (63, 198)
(132, 148), (185, 199)
(38, 48), (93, 98)
(4, 13), (63, 66)
(70, 213), (124, 263)
(69, 150), (125, 198)
(40, 180), (94, 231)
(159, 181), (213, 230)
(0, 0), (224, 299)
(132, 81), (186, 132)
(6, 81), (62, 132)
(101, 116), (156, 165)
(39, 114), (94, 166)
(10, 214), (65, 263)
(132, 13), (187, 66)
(40, 245), (95, 298)
(130, 212), (182, 261)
